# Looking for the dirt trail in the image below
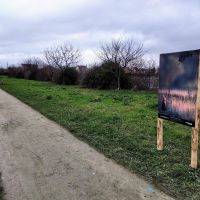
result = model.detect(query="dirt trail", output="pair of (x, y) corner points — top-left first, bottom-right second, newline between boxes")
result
(0, 89), (173, 200)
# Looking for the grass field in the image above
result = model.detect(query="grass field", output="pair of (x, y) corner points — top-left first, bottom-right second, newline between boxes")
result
(0, 76), (199, 199)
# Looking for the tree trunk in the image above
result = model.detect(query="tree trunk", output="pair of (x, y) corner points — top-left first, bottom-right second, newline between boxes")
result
(62, 71), (65, 85)
(117, 65), (121, 90)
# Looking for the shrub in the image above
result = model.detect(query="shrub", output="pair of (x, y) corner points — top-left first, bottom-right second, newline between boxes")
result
(36, 66), (55, 82)
(7, 66), (24, 78)
(52, 70), (62, 84)
(76, 65), (87, 84)
(81, 61), (132, 90)
(0, 68), (7, 76)
(22, 64), (38, 80)
(52, 67), (78, 85)
(132, 76), (149, 90)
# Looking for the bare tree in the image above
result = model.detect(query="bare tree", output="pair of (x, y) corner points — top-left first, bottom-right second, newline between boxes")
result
(22, 57), (43, 66)
(21, 57), (43, 80)
(144, 59), (157, 69)
(97, 39), (145, 90)
(44, 43), (81, 84)
(98, 39), (145, 67)
(44, 44), (81, 69)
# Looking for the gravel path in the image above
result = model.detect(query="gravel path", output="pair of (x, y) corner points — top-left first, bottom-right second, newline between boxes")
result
(0, 89), (173, 200)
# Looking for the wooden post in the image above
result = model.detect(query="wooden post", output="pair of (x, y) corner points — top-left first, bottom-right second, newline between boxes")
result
(191, 128), (199, 168)
(191, 54), (200, 169)
(191, 107), (200, 168)
(157, 118), (163, 150)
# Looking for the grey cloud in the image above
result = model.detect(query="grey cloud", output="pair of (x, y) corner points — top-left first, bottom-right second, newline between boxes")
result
(0, 0), (200, 66)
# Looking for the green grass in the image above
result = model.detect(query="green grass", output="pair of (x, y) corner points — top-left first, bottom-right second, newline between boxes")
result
(0, 76), (200, 199)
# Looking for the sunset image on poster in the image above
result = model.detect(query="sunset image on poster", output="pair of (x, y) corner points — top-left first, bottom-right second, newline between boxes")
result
(158, 50), (200, 126)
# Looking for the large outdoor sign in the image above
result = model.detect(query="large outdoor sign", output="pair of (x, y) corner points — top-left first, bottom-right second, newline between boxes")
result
(157, 49), (200, 169)
(158, 50), (200, 127)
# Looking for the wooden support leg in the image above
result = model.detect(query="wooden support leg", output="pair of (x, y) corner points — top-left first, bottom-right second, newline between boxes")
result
(191, 107), (200, 169)
(157, 118), (163, 150)
(191, 128), (199, 168)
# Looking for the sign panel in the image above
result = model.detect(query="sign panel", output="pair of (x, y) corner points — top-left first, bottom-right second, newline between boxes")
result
(158, 50), (200, 126)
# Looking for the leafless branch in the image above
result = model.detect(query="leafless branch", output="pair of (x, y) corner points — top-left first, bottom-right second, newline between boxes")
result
(44, 43), (81, 71)
(97, 39), (145, 68)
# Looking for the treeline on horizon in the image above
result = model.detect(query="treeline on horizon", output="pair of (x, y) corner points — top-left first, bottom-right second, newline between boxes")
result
(0, 39), (158, 90)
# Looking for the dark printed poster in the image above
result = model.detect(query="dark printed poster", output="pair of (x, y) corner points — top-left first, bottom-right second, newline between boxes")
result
(158, 50), (200, 126)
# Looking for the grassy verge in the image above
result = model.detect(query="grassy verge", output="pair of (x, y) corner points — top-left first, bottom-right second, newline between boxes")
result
(0, 76), (199, 199)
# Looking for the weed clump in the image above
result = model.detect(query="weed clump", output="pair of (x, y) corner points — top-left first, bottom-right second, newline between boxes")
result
(46, 95), (52, 100)
(90, 96), (101, 102)
(123, 96), (131, 106)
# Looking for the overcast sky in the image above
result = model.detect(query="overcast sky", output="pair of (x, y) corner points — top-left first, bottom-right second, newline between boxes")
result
(0, 0), (199, 67)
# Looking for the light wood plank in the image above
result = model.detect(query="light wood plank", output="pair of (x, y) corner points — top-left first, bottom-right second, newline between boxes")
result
(157, 118), (163, 150)
(191, 53), (200, 168)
